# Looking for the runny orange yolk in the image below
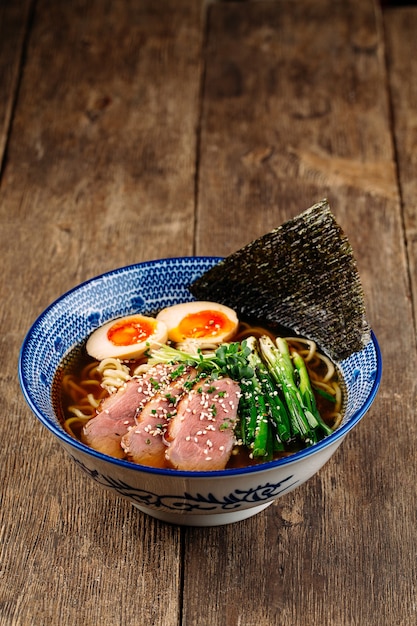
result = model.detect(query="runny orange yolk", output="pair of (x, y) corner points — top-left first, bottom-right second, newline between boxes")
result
(177, 310), (234, 340)
(107, 317), (156, 346)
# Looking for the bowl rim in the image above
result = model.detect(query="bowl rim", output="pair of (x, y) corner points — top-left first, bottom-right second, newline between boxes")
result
(18, 256), (382, 479)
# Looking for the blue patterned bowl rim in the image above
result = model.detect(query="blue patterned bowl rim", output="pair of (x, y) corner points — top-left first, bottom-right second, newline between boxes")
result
(19, 256), (382, 479)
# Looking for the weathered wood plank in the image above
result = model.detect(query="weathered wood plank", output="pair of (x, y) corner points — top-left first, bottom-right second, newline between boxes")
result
(384, 7), (417, 329)
(2, 0), (417, 625)
(186, 1), (417, 625)
(0, 1), (203, 624)
(0, 0), (33, 173)
(196, 0), (398, 260)
(2, 0), (202, 294)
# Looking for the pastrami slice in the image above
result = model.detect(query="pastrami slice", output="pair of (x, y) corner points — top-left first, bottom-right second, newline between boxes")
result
(121, 367), (197, 467)
(165, 377), (241, 471)
(81, 363), (176, 458)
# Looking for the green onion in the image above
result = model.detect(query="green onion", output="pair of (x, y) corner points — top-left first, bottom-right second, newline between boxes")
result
(259, 335), (315, 443)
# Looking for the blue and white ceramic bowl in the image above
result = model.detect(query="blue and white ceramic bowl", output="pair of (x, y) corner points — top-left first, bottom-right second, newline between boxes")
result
(19, 257), (382, 526)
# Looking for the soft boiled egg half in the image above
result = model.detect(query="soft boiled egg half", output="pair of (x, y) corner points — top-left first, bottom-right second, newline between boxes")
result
(155, 301), (239, 344)
(86, 314), (168, 360)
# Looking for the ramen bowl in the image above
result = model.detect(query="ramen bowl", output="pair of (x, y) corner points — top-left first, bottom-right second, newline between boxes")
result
(19, 257), (382, 526)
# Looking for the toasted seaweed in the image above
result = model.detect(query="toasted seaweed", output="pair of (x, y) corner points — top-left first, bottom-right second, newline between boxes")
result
(190, 200), (370, 362)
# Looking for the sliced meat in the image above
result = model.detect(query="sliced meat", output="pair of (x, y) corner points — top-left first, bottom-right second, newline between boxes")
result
(121, 366), (197, 467)
(81, 363), (175, 458)
(165, 377), (241, 471)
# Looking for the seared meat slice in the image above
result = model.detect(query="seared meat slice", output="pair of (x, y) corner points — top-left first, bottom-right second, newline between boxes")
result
(121, 367), (197, 467)
(81, 363), (175, 458)
(165, 377), (241, 471)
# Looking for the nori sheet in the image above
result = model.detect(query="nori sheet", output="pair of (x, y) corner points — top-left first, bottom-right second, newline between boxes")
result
(189, 200), (370, 362)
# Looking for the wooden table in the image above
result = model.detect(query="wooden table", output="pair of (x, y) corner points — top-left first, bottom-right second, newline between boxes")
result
(1, 1), (416, 624)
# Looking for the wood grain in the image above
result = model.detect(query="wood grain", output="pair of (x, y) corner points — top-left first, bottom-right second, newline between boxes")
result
(0, 1), (203, 624)
(186, 1), (417, 625)
(1, 0), (417, 625)
(1, 0), (202, 303)
(384, 7), (417, 328)
(0, 0), (33, 173)
(197, 0), (399, 259)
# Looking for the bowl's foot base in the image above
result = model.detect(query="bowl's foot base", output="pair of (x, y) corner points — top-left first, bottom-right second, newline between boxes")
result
(131, 501), (273, 526)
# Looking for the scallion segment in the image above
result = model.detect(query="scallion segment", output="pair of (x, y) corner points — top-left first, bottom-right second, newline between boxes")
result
(259, 335), (332, 444)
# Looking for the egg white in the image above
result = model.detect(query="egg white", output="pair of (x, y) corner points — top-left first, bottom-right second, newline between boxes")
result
(155, 301), (239, 344)
(86, 314), (168, 360)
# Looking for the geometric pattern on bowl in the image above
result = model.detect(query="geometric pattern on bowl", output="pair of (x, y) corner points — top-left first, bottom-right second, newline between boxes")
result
(19, 257), (382, 524)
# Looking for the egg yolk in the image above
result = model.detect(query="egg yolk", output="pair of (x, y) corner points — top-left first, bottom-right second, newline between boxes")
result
(177, 310), (234, 340)
(107, 317), (156, 346)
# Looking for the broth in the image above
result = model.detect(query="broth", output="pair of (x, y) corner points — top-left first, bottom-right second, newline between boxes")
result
(56, 322), (343, 469)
